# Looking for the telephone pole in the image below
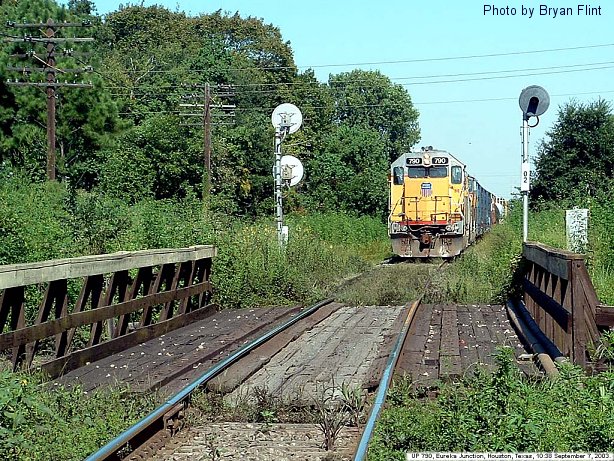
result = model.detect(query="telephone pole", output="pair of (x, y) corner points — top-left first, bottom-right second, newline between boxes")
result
(180, 83), (236, 197)
(204, 83), (211, 196)
(4, 19), (94, 180)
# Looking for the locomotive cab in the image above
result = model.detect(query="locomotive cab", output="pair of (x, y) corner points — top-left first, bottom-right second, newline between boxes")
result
(388, 147), (469, 258)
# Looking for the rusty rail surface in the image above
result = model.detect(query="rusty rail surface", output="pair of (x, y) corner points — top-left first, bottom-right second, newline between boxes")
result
(522, 241), (614, 368)
(0, 245), (216, 376)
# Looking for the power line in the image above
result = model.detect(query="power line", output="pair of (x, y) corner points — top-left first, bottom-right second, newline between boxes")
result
(103, 58), (614, 85)
(100, 61), (614, 96)
(108, 42), (614, 73)
(298, 43), (614, 69)
(115, 89), (614, 116)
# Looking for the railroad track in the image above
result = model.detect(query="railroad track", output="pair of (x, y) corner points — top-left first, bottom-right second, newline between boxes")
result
(85, 263), (445, 461)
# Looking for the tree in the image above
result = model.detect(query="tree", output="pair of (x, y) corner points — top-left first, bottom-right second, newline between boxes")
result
(306, 124), (389, 217)
(531, 99), (614, 204)
(98, 115), (203, 202)
(0, 0), (121, 186)
(328, 70), (420, 161)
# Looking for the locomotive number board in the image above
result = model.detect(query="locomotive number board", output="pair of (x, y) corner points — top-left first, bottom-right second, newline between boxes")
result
(406, 157), (449, 165)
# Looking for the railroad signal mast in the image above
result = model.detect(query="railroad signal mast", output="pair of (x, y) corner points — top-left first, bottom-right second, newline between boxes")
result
(4, 19), (94, 181)
(518, 85), (550, 242)
(271, 103), (303, 247)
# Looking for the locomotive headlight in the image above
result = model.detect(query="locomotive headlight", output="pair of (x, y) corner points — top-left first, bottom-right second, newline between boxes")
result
(401, 225), (408, 232)
(445, 225), (452, 231)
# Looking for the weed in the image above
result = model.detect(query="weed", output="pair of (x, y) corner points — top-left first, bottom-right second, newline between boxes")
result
(594, 330), (614, 363)
(259, 409), (276, 433)
(0, 370), (156, 460)
(203, 434), (221, 461)
(312, 383), (351, 451)
(340, 383), (366, 427)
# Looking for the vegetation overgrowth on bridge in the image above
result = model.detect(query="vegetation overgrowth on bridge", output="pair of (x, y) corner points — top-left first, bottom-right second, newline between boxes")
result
(369, 349), (614, 459)
(1, 0), (614, 458)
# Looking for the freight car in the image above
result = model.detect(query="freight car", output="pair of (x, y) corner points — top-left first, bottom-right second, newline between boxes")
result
(388, 146), (505, 258)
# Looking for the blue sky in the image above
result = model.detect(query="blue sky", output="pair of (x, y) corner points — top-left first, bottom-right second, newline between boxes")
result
(92, 1), (613, 199)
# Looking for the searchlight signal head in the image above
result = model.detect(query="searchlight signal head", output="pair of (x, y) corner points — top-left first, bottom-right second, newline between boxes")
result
(519, 85), (550, 123)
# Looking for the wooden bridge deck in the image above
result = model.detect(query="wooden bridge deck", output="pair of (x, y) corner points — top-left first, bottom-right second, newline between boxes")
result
(397, 303), (540, 386)
(55, 306), (303, 395)
(53, 303), (539, 396)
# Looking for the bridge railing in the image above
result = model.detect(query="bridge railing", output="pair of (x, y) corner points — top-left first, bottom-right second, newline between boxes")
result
(0, 245), (216, 377)
(522, 242), (614, 368)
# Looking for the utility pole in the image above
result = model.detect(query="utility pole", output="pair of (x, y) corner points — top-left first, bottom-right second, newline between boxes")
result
(4, 19), (94, 181)
(179, 83), (236, 197)
(204, 83), (211, 196)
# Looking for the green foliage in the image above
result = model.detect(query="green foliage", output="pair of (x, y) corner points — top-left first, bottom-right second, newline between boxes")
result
(0, 0), (121, 185)
(0, 370), (156, 461)
(2, 2), (421, 217)
(0, 171), (76, 264)
(70, 190), (132, 254)
(368, 351), (614, 459)
(211, 214), (387, 309)
(307, 124), (390, 217)
(532, 99), (614, 204)
(98, 115), (203, 201)
(328, 70), (421, 162)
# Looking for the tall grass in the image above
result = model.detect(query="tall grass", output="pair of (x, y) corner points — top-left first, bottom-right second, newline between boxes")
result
(369, 350), (614, 460)
(423, 202), (567, 304)
(0, 370), (157, 461)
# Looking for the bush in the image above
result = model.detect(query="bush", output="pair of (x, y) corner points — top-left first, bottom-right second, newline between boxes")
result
(368, 350), (614, 459)
(0, 173), (77, 264)
(0, 370), (156, 461)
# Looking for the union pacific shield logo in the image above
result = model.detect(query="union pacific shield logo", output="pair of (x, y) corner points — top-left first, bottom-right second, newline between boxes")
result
(421, 182), (432, 197)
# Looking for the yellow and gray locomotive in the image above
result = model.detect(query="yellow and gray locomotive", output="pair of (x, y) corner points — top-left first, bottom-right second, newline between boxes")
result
(388, 146), (504, 258)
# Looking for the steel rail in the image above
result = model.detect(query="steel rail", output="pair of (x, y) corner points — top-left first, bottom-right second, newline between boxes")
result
(84, 297), (335, 461)
(353, 259), (446, 460)
(353, 298), (421, 461)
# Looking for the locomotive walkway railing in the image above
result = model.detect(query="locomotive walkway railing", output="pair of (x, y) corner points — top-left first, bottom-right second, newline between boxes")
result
(522, 242), (614, 368)
(0, 245), (216, 377)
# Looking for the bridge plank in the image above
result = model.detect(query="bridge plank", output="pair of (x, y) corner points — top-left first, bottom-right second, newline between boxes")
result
(207, 303), (343, 394)
(0, 246), (216, 290)
(41, 302), (218, 379)
(439, 305), (461, 379)
(54, 306), (301, 393)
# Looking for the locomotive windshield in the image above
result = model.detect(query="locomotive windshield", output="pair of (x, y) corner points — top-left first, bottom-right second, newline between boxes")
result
(451, 166), (463, 184)
(407, 166), (448, 178)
